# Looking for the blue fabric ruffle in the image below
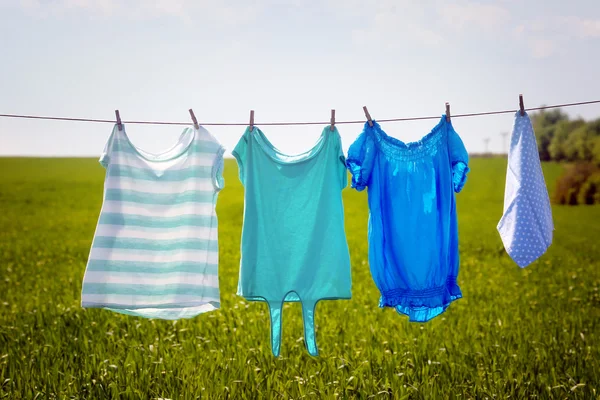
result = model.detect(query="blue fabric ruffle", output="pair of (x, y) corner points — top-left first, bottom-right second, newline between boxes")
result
(346, 157), (368, 191)
(380, 277), (462, 322)
(452, 161), (469, 193)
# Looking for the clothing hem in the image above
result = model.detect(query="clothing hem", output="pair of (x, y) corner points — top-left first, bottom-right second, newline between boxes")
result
(81, 300), (220, 319)
(500, 238), (551, 269)
(241, 295), (352, 302)
(379, 277), (462, 322)
(81, 300), (220, 310)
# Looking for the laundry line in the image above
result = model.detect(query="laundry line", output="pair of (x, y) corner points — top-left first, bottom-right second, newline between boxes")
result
(0, 99), (599, 127)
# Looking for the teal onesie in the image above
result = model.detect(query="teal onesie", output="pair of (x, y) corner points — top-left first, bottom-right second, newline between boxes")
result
(233, 126), (352, 356)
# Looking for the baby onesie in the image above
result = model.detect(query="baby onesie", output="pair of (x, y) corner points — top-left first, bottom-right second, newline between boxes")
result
(346, 117), (469, 322)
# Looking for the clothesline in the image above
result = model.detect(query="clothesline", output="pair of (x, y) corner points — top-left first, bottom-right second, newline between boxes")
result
(0, 99), (599, 127)
(79, 104), (554, 355)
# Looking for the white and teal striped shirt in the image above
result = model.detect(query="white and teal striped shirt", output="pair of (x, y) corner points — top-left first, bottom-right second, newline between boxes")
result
(81, 124), (224, 319)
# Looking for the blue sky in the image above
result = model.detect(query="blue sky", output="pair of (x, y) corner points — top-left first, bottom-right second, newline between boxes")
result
(1, 0), (599, 157)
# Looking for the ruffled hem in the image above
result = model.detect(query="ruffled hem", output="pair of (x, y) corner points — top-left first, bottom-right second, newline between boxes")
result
(452, 162), (469, 193)
(379, 278), (462, 322)
(346, 157), (367, 191)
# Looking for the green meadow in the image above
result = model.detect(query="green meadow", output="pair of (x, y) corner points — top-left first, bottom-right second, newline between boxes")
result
(0, 157), (599, 399)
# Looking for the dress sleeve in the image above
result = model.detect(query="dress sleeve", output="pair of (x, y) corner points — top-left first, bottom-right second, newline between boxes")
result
(232, 128), (249, 185)
(346, 122), (376, 191)
(99, 125), (118, 169)
(448, 124), (469, 193)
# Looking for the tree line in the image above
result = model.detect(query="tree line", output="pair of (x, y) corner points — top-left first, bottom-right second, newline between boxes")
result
(532, 109), (600, 205)
(532, 109), (600, 164)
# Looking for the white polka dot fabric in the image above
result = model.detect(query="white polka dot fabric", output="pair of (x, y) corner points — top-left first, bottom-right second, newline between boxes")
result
(497, 112), (554, 268)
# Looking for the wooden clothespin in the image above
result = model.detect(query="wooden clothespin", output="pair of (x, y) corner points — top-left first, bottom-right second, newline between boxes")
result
(115, 110), (122, 131)
(330, 109), (335, 131)
(519, 94), (525, 116)
(189, 109), (199, 129)
(363, 106), (373, 127)
(249, 110), (255, 132)
(445, 103), (451, 122)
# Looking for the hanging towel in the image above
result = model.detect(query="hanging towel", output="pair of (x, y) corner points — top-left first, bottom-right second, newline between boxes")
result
(346, 116), (469, 323)
(81, 124), (225, 319)
(497, 112), (553, 268)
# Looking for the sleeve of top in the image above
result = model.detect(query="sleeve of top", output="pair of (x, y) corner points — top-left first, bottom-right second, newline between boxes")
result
(212, 145), (226, 192)
(336, 131), (348, 190)
(448, 124), (470, 193)
(99, 125), (118, 169)
(346, 123), (376, 191)
(232, 129), (249, 185)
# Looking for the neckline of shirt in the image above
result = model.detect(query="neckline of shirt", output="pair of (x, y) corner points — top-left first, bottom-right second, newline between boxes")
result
(249, 126), (334, 165)
(369, 116), (448, 161)
(118, 124), (198, 163)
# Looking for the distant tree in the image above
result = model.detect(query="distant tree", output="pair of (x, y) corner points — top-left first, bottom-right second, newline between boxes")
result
(554, 162), (599, 205)
(567, 119), (600, 162)
(588, 118), (600, 135)
(531, 108), (569, 161)
(585, 120), (600, 165)
(592, 135), (600, 166)
(588, 118), (600, 161)
(567, 124), (588, 161)
(543, 113), (600, 206)
(548, 119), (586, 161)
(577, 172), (600, 204)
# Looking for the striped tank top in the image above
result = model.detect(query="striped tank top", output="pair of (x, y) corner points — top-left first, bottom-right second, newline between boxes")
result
(81, 124), (224, 319)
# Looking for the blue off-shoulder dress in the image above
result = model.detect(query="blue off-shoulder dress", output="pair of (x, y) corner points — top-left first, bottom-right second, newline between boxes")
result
(346, 116), (469, 322)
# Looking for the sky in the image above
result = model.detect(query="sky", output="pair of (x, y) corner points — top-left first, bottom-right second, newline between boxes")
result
(1, 0), (599, 157)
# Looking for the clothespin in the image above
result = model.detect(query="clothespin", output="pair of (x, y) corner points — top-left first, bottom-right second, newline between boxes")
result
(189, 109), (199, 129)
(330, 109), (335, 131)
(115, 110), (122, 131)
(363, 106), (373, 127)
(445, 103), (451, 122)
(249, 110), (255, 132)
(519, 94), (525, 116)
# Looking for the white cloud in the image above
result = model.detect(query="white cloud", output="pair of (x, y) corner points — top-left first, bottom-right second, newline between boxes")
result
(514, 15), (600, 58)
(13, 0), (600, 55)
(367, 3), (445, 48)
(581, 18), (600, 37)
(328, 0), (513, 49)
(440, 3), (510, 32)
(14, 0), (263, 25)
(327, 0), (447, 49)
(565, 16), (600, 38)
(529, 38), (556, 59)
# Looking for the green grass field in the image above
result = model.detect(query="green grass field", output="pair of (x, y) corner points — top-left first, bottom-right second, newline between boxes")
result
(1, 157), (599, 399)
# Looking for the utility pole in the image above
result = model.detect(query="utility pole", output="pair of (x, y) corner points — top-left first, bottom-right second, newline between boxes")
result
(483, 137), (490, 154)
(500, 132), (509, 155)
